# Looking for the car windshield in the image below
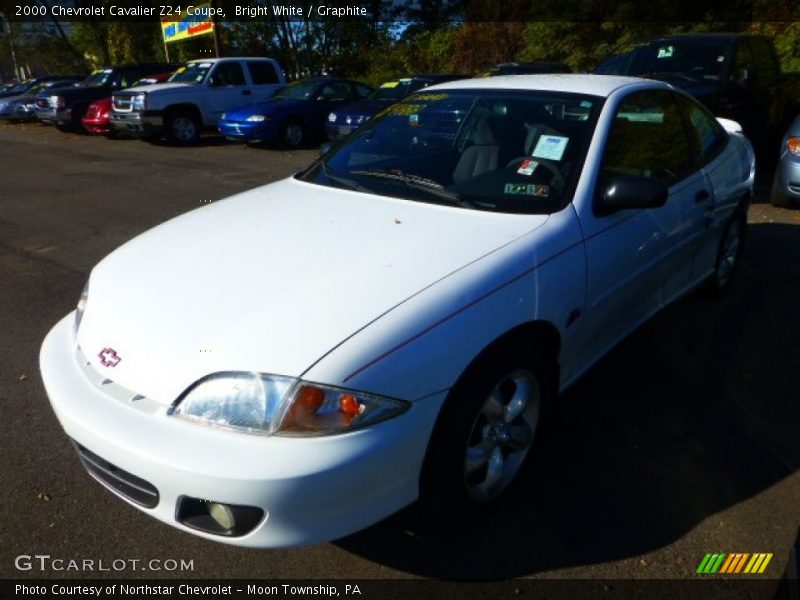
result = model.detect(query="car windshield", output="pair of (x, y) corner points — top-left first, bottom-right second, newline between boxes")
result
(369, 80), (423, 101)
(627, 41), (731, 82)
(169, 63), (212, 84)
(8, 80), (36, 94)
(273, 80), (318, 100)
(83, 70), (113, 86)
(27, 81), (58, 95)
(297, 89), (602, 215)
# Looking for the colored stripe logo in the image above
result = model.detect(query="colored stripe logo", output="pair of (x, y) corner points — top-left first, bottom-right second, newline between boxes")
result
(697, 552), (773, 574)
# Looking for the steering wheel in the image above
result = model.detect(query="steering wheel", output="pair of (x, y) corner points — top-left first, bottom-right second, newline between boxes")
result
(506, 156), (566, 189)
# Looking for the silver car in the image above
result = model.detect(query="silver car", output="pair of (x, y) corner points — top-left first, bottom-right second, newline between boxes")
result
(771, 115), (800, 206)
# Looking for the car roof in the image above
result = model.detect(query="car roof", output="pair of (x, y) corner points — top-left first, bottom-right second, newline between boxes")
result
(649, 33), (744, 43)
(186, 57), (276, 64)
(425, 74), (661, 97)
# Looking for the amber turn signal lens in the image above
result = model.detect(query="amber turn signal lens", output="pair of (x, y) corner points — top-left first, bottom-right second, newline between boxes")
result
(339, 393), (362, 417)
(294, 385), (324, 413)
(787, 137), (800, 157)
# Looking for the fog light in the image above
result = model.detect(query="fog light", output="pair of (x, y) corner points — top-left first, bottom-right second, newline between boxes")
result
(176, 496), (265, 537)
(208, 502), (235, 529)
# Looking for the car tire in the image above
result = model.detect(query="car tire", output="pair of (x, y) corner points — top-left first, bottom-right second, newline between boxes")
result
(71, 104), (89, 133)
(280, 119), (306, 148)
(165, 111), (200, 145)
(708, 212), (746, 292)
(419, 341), (552, 515)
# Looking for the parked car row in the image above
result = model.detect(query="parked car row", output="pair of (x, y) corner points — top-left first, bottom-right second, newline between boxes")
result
(0, 76), (84, 121)
(2, 60), (570, 147)
(5, 40), (798, 209)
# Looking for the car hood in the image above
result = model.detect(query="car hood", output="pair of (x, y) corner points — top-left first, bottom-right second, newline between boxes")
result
(341, 99), (388, 115)
(123, 82), (195, 95)
(77, 178), (548, 405)
(643, 74), (717, 98)
(0, 93), (29, 105)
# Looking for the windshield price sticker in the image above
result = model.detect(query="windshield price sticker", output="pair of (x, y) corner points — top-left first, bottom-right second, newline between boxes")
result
(381, 81), (400, 88)
(517, 158), (539, 176)
(657, 45), (675, 58)
(532, 135), (569, 161)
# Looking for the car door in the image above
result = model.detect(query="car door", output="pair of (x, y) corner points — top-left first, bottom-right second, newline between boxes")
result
(724, 38), (762, 137)
(747, 36), (782, 131)
(206, 61), (250, 124)
(245, 60), (283, 101)
(672, 92), (731, 294)
(574, 89), (701, 368)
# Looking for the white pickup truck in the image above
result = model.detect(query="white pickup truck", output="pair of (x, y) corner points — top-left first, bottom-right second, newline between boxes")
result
(110, 57), (285, 144)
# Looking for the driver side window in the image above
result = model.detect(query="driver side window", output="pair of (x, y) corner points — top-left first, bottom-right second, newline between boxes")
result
(319, 81), (352, 101)
(210, 63), (246, 87)
(603, 90), (692, 186)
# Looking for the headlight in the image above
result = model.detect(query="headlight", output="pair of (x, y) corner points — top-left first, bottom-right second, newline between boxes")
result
(245, 114), (267, 122)
(328, 112), (337, 123)
(74, 280), (89, 333)
(787, 136), (800, 157)
(131, 93), (146, 111)
(172, 373), (409, 436)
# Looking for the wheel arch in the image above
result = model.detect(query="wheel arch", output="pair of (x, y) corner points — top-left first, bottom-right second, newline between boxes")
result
(164, 103), (203, 126)
(438, 319), (561, 417)
(418, 318), (561, 508)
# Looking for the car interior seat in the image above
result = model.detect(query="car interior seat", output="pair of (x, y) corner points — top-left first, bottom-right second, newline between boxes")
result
(452, 117), (502, 183)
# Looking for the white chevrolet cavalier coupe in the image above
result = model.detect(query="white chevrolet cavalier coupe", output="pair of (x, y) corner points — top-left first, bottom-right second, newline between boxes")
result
(40, 75), (755, 547)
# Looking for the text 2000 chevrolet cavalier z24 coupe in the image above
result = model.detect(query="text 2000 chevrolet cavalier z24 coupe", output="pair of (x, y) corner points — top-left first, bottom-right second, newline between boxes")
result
(41, 75), (755, 547)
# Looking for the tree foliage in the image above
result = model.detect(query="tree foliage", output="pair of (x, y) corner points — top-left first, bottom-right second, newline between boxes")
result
(1, 0), (800, 84)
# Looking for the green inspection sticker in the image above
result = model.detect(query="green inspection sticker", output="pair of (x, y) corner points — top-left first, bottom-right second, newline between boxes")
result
(504, 183), (550, 197)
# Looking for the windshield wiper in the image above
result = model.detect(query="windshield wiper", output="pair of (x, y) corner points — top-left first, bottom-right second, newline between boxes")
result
(321, 162), (374, 193)
(349, 168), (476, 209)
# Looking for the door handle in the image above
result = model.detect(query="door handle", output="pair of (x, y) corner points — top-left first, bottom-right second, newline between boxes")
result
(694, 189), (710, 204)
(242, 90), (252, 96)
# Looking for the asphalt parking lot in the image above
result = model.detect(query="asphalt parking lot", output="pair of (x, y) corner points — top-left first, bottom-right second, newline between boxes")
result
(1, 122), (798, 587)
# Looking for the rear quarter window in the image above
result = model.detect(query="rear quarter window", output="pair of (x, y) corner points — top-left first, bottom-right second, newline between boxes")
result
(247, 61), (279, 85)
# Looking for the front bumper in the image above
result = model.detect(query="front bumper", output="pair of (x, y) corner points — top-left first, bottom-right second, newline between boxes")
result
(109, 110), (163, 137)
(82, 116), (112, 135)
(218, 120), (276, 142)
(40, 314), (439, 548)
(325, 122), (357, 141)
(53, 108), (74, 127)
(776, 152), (800, 200)
(36, 107), (58, 124)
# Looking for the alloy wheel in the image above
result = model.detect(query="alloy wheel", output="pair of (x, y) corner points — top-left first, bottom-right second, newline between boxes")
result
(463, 369), (541, 503)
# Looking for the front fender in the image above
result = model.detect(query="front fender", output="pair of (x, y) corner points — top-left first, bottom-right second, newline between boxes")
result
(302, 206), (587, 401)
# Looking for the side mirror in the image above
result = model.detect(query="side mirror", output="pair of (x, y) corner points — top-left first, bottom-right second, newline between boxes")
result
(319, 142), (332, 156)
(596, 173), (668, 214)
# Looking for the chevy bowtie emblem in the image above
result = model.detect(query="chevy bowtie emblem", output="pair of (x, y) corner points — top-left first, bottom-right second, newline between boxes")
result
(98, 347), (121, 367)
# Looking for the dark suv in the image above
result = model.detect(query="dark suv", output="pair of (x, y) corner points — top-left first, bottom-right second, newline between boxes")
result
(36, 64), (177, 131)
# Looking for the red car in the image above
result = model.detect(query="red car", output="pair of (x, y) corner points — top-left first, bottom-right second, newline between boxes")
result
(82, 72), (172, 135)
